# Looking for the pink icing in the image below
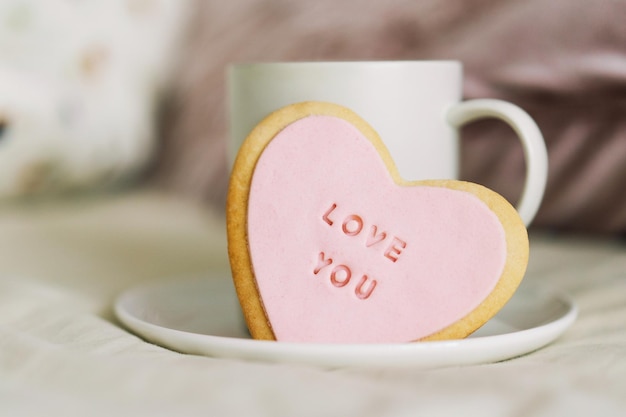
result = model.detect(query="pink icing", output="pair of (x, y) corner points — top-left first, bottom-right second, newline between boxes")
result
(247, 115), (506, 343)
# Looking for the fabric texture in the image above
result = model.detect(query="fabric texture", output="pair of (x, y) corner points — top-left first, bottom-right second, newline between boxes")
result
(1, 190), (625, 416)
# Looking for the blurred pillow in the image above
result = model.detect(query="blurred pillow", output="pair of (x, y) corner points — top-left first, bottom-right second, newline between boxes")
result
(0, 0), (188, 198)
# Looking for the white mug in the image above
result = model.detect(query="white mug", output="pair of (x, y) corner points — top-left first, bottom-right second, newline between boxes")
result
(228, 61), (548, 225)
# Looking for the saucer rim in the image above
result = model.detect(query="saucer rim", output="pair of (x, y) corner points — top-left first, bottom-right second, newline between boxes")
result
(114, 278), (577, 369)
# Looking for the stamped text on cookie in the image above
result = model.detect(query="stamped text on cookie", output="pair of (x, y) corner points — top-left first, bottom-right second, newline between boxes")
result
(313, 202), (408, 300)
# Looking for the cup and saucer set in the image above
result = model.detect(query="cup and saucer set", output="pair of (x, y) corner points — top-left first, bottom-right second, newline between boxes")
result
(115, 61), (577, 370)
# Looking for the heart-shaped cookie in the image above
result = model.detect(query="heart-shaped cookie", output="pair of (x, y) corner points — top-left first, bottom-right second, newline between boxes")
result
(227, 102), (528, 344)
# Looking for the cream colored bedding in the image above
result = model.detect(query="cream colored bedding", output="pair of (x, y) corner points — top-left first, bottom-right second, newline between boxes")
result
(1, 190), (625, 416)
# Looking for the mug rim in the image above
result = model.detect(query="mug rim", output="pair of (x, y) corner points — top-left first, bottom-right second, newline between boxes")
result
(229, 60), (462, 71)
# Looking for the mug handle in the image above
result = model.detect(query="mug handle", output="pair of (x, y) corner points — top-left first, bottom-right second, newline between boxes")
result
(446, 99), (548, 226)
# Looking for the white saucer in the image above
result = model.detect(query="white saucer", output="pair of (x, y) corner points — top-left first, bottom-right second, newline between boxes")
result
(114, 274), (577, 370)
